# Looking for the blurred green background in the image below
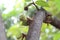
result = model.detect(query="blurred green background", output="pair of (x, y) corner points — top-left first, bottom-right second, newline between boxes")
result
(0, 0), (60, 40)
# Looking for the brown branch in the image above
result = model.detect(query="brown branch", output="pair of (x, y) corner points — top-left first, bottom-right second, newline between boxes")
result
(26, 9), (45, 40)
(39, 8), (60, 29)
(44, 11), (60, 29)
(24, 2), (60, 40)
(50, 16), (60, 29)
(24, 1), (60, 29)
(24, 2), (39, 11)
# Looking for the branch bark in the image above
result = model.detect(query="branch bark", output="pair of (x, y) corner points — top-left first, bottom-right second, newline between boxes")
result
(50, 16), (60, 29)
(24, 2), (60, 40)
(26, 9), (45, 40)
(44, 11), (60, 29)
(0, 12), (7, 40)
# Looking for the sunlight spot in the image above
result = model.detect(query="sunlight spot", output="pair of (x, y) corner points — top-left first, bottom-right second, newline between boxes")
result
(52, 28), (56, 32)
(16, 8), (20, 11)
(13, 35), (17, 40)
(16, 24), (19, 27)
(45, 28), (50, 33)
(3, 8), (13, 14)
(0, 0), (4, 5)
(40, 37), (42, 40)
(32, 0), (37, 2)
(11, 17), (18, 24)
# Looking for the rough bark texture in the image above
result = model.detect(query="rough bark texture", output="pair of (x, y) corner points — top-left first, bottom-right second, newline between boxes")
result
(44, 11), (60, 29)
(0, 12), (7, 40)
(26, 9), (45, 40)
(50, 16), (60, 29)
(43, 10), (60, 29)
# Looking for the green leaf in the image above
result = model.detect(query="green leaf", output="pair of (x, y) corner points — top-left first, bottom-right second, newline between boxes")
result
(54, 0), (60, 11)
(7, 24), (21, 37)
(25, 0), (31, 2)
(53, 32), (60, 40)
(35, 0), (49, 7)
(41, 23), (47, 32)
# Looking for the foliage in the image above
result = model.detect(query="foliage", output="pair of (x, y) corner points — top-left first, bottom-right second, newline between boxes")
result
(0, 0), (60, 40)
(35, 0), (49, 7)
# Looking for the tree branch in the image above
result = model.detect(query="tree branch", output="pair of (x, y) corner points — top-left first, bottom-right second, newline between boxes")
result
(26, 9), (45, 40)
(44, 10), (60, 29)
(24, 2), (39, 11)
(50, 16), (60, 29)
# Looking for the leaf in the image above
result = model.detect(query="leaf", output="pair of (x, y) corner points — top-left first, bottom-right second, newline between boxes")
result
(35, 0), (49, 7)
(53, 32), (60, 40)
(41, 23), (47, 32)
(7, 24), (21, 37)
(54, 0), (60, 11)
(25, 0), (31, 2)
